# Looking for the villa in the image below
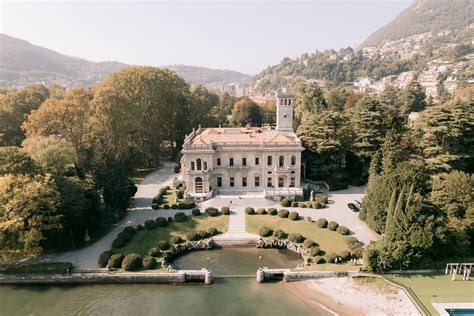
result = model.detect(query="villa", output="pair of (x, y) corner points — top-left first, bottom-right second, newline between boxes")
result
(181, 92), (304, 200)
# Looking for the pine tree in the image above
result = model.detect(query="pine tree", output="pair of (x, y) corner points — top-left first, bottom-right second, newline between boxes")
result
(381, 129), (404, 175)
(385, 188), (398, 235)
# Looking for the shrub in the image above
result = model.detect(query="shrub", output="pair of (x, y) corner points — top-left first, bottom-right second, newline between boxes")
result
(328, 221), (339, 231)
(170, 236), (183, 244)
(346, 236), (358, 245)
(221, 207), (231, 215)
(185, 231), (198, 241)
(124, 226), (136, 235)
(289, 211), (299, 221)
(163, 204), (170, 209)
(259, 226), (271, 237)
(278, 209), (289, 218)
(315, 194), (328, 204)
(171, 204), (178, 209)
(274, 229), (286, 239)
(336, 226), (349, 235)
(298, 202), (307, 208)
(349, 242), (363, 251)
(178, 202), (195, 209)
(352, 247), (363, 259)
(207, 227), (218, 236)
(309, 246), (321, 257)
(198, 230), (209, 239)
(155, 217), (168, 227)
(317, 218), (328, 228)
(159, 188), (168, 196)
(174, 212), (187, 222)
(268, 208), (277, 215)
(164, 185), (171, 190)
(303, 239), (315, 248)
(340, 250), (351, 261)
(148, 247), (161, 257)
(157, 240), (170, 250)
(117, 231), (132, 242)
(192, 208), (201, 216)
(245, 207), (255, 215)
(107, 253), (124, 268)
(288, 233), (304, 243)
(291, 201), (298, 207)
(280, 198), (291, 207)
(152, 203), (160, 210)
(112, 238), (126, 249)
(98, 251), (113, 268)
(136, 224), (144, 231)
(312, 202), (325, 209)
(176, 190), (184, 199)
(325, 253), (338, 263)
(122, 253), (142, 271)
(314, 256), (324, 264)
(205, 207), (219, 217)
(145, 220), (157, 230)
(256, 208), (267, 215)
(167, 217), (173, 223)
(142, 256), (157, 269)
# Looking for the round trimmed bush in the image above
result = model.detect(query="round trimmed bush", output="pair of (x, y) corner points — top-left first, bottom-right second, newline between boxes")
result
(314, 256), (324, 264)
(112, 238), (126, 249)
(122, 253), (142, 271)
(309, 246), (321, 257)
(163, 204), (170, 209)
(268, 208), (277, 216)
(98, 251), (113, 268)
(352, 247), (363, 259)
(155, 217), (168, 227)
(177, 190), (184, 199)
(281, 198), (291, 207)
(317, 218), (328, 228)
(259, 226), (271, 237)
(288, 233), (304, 243)
(336, 226), (349, 235)
(328, 221), (339, 231)
(185, 231), (198, 241)
(148, 247), (161, 257)
(198, 230), (209, 239)
(221, 207), (231, 215)
(136, 224), (144, 231)
(315, 194), (328, 204)
(205, 207), (219, 217)
(192, 208), (201, 216)
(257, 208), (267, 215)
(167, 217), (173, 223)
(349, 241), (363, 251)
(174, 212), (187, 222)
(291, 201), (298, 207)
(171, 204), (178, 209)
(157, 240), (170, 250)
(245, 207), (255, 215)
(142, 256), (157, 269)
(274, 229), (286, 239)
(117, 231), (132, 242)
(145, 220), (157, 230)
(346, 236), (358, 245)
(164, 185), (171, 190)
(340, 250), (351, 261)
(170, 236), (183, 244)
(124, 226), (136, 235)
(303, 239), (315, 248)
(278, 209), (289, 218)
(152, 203), (160, 210)
(107, 253), (124, 268)
(207, 227), (218, 236)
(325, 252), (338, 263)
(289, 211), (299, 221)
(298, 202), (307, 208)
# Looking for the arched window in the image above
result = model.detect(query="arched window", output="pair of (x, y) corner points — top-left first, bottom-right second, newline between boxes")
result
(267, 155), (272, 166)
(291, 155), (296, 166)
(196, 158), (202, 170)
(279, 155), (284, 168)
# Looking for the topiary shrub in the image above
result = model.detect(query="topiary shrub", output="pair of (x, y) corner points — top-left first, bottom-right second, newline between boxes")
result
(98, 251), (113, 268)
(257, 208), (267, 215)
(259, 226), (272, 237)
(336, 226), (349, 235)
(185, 231), (198, 241)
(192, 208), (201, 216)
(176, 190), (184, 199)
(157, 240), (170, 250)
(298, 202), (307, 208)
(340, 250), (351, 261)
(198, 230), (209, 239)
(291, 201), (299, 207)
(124, 226), (136, 235)
(142, 256), (157, 269)
(312, 202), (325, 209)
(107, 253), (124, 268)
(207, 227), (218, 236)
(117, 231), (132, 242)
(274, 229), (286, 239)
(178, 202), (195, 209)
(155, 217), (168, 227)
(325, 252), (338, 263)
(317, 218), (328, 228)
(145, 220), (157, 230)
(136, 224), (144, 231)
(122, 253), (142, 271)
(171, 204), (178, 209)
(170, 236), (183, 244)
(352, 247), (363, 259)
(315, 194), (328, 204)
(346, 236), (358, 245)
(328, 221), (339, 231)
(309, 246), (321, 257)
(148, 247), (161, 257)
(288, 233), (304, 243)
(281, 198), (291, 207)
(349, 242), (363, 251)
(278, 209), (289, 218)
(163, 204), (170, 209)
(174, 212), (187, 222)
(268, 208), (277, 215)
(245, 207), (255, 215)
(112, 238), (126, 249)
(205, 207), (219, 217)
(289, 211), (299, 221)
(303, 239), (315, 248)
(314, 256), (324, 264)
(152, 203), (160, 210)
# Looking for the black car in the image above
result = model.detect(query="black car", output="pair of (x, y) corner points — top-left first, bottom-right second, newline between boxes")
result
(347, 203), (359, 212)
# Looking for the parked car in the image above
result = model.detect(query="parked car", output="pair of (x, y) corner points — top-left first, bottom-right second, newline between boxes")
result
(347, 203), (359, 212)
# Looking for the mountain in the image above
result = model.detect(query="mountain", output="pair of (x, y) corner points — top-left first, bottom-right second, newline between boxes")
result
(361, 0), (473, 47)
(0, 34), (249, 88)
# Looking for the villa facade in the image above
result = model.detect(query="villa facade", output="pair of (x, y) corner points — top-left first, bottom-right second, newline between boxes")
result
(181, 92), (304, 200)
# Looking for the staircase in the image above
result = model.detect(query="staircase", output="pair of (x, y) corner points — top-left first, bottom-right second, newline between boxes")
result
(213, 209), (259, 246)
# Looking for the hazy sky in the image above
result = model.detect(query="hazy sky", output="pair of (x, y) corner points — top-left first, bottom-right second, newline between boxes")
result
(1, 1), (412, 74)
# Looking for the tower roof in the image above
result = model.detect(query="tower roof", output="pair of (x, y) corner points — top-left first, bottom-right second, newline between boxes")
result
(276, 92), (295, 98)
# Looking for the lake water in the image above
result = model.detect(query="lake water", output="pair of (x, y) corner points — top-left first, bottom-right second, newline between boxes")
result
(1, 248), (329, 316)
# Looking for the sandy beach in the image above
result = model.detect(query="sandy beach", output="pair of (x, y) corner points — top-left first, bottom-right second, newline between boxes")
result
(286, 277), (421, 316)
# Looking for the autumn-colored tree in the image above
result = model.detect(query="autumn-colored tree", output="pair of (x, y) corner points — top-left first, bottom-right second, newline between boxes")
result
(294, 82), (327, 127)
(231, 98), (262, 127)
(0, 146), (40, 176)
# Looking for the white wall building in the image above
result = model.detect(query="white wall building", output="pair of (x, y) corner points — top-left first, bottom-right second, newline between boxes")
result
(181, 92), (304, 200)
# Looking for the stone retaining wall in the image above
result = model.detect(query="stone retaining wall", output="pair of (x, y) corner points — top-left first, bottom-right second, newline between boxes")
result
(162, 239), (215, 266)
(256, 238), (307, 257)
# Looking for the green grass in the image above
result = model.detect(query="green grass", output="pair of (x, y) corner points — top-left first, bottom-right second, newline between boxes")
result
(388, 273), (474, 315)
(0, 262), (73, 275)
(127, 168), (157, 185)
(113, 214), (229, 258)
(246, 214), (356, 270)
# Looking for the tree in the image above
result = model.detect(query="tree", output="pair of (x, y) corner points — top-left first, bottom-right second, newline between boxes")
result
(381, 129), (405, 175)
(325, 86), (350, 112)
(0, 146), (40, 176)
(400, 81), (427, 117)
(231, 98), (262, 127)
(294, 82), (327, 127)
(261, 99), (276, 126)
(189, 85), (223, 128)
(379, 85), (402, 110)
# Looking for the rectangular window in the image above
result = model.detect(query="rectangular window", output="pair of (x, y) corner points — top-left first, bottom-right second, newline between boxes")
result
(290, 177), (295, 187)
(217, 158), (221, 166)
(191, 162), (195, 170)
(267, 171), (272, 175)
(229, 158), (234, 166)
(242, 158), (247, 166)
(217, 177), (222, 187)
(242, 177), (247, 187)
(267, 177), (272, 188)
(291, 171), (295, 174)
(255, 157), (259, 165)
(204, 162), (208, 170)
(230, 177), (235, 187)
(255, 176), (260, 187)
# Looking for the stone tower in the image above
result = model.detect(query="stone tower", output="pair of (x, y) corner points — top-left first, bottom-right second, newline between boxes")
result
(276, 91), (295, 131)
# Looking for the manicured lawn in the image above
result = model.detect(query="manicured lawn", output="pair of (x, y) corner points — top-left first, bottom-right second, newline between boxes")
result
(162, 188), (178, 206)
(388, 273), (474, 315)
(112, 214), (229, 258)
(0, 262), (73, 275)
(127, 168), (157, 185)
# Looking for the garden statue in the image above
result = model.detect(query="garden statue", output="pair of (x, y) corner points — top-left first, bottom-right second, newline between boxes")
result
(310, 190), (314, 201)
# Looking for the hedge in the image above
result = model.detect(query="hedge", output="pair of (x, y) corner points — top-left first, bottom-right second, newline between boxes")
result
(336, 226), (349, 235)
(143, 256), (157, 269)
(174, 212), (188, 222)
(268, 208), (277, 215)
(221, 207), (231, 215)
(122, 253), (142, 271)
(157, 240), (170, 250)
(309, 246), (321, 257)
(171, 204), (178, 209)
(205, 207), (219, 217)
(257, 208), (267, 215)
(155, 217), (168, 227)
(207, 227), (218, 236)
(245, 207), (255, 215)
(303, 239), (315, 248)
(108, 253), (124, 268)
(186, 231), (198, 241)
(289, 211), (299, 221)
(148, 247), (161, 257)
(112, 238), (126, 249)
(178, 202), (195, 209)
(98, 251), (113, 268)
(288, 233), (304, 243)
(117, 231), (132, 242)
(170, 236), (183, 244)
(278, 209), (289, 218)
(192, 208), (201, 216)
(259, 226), (272, 237)
(145, 220), (157, 230)
(281, 198), (291, 207)
(328, 221), (339, 231)
(274, 229), (286, 239)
